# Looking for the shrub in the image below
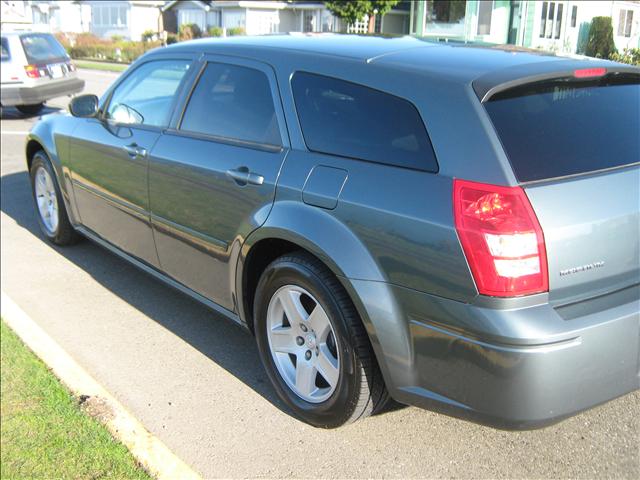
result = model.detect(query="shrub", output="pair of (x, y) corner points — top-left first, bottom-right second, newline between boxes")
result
(208, 26), (223, 37)
(111, 35), (124, 42)
(585, 16), (617, 58)
(227, 27), (245, 36)
(179, 23), (202, 40)
(166, 33), (179, 45)
(609, 48), (640, 66)
(142, 29), (156, 42)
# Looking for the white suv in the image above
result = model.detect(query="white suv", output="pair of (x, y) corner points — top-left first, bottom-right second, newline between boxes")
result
(1, 32), (84, 115)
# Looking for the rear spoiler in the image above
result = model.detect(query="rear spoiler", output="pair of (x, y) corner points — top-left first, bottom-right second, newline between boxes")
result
(473, 59), (640, 103)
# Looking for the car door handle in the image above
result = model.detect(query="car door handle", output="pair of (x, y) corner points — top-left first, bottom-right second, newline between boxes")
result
(123, 143), (147, 159)
(226, 167), (264, 186)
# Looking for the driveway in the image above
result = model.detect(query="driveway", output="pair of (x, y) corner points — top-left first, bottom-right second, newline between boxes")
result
(1, 68), (638, 479)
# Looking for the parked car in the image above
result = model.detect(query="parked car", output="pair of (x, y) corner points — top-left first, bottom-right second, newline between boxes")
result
(25, 35), (639, 429)
(1, 31), (84, 115)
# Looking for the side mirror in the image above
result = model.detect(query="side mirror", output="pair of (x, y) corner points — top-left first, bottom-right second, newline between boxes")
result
(69, 94), (99, 118)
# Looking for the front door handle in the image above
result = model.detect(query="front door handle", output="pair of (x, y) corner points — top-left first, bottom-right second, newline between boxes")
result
(123, 143), (148, 159)
(226, 167), (264, 186)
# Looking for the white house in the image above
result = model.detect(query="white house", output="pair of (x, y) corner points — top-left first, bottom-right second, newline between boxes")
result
(1, 0), (91, 33)
(85, 1), (164, 40)
(409, 1), (640, 56)
(162, 0), (410, 36)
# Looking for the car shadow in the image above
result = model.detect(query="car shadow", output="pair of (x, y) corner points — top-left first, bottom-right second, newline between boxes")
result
(1, 171), (405, 419)
(1, 105), (62, 120)
(1, 170), (290, 414)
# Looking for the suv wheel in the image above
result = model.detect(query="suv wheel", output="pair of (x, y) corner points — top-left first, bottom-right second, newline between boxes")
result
(16, 103), (44, 115)
(254, 252), (387, 428)
(29, 150), (79, 245)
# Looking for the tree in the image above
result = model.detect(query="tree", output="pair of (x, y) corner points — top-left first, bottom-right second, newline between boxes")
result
(585, 16), (617, 59)
(324, 0), (399, 32)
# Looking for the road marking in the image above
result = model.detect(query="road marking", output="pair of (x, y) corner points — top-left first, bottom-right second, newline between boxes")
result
(1, 131), (30, 135)
(1, 290), (202, 480)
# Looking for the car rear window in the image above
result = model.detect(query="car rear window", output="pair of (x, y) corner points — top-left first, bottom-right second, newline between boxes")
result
(291, 72), (438, 172)
(20, 33), (68, 64)
(484, 75), (640, 182)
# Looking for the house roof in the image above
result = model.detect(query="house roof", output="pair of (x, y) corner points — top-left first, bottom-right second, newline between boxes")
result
(160, 34), (621, 83)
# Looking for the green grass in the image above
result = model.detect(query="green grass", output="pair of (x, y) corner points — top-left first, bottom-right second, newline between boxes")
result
(0, 320), (152, 479)
(74, 60), (129, 72)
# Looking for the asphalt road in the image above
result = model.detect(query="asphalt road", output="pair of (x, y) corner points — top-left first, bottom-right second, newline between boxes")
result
(1, 69), (638, 479)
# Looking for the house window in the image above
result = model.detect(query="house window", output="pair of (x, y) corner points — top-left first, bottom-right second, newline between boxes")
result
(555, 3), (563, 39)
(303, 11), (316, 32)
(92, 4), (127, 27)
(477, 1), (493, 35)
(618, 9), (634, 37)
(374, 13), (383, 33)
(571, 5), (577, 28)
(539, 2), (563, 39)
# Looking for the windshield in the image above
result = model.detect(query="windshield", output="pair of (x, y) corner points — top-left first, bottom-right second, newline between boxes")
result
(484, 74), (640, 182)
(20, 33), (68, 64)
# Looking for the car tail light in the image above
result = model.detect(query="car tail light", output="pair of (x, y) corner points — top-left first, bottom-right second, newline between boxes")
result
(24, 64), (47, 78)
(574, 67), (606, 78)
(24, 64), (40, 78)
(453, 179), (548, 297)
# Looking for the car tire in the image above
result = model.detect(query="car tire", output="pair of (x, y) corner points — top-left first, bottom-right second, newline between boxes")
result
(254, 251), (388, 428)
(16, 103), (44, 115)
(29, 150), (80, 246)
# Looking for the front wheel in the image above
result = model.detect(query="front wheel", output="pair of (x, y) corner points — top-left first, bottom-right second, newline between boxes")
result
(29, 151), (79, 245)
(254, 252), (387, 428)
(16, 103), (44, 115)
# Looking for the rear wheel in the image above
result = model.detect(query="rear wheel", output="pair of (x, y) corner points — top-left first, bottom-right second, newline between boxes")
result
(254, 252), (387, 428)
(16, 103), (44, 115)
(29, 150), (79, 246)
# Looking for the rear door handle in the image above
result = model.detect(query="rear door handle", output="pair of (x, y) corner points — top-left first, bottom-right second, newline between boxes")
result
(226, 167), (264, 186)
(123, 143), (148, 159)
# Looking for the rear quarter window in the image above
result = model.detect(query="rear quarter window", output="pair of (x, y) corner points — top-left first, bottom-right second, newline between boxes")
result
(291, 72), (438, 172)
(20, 33), (68, 64)
(1, 37), (10, 62)
(484, 75), (640, 182)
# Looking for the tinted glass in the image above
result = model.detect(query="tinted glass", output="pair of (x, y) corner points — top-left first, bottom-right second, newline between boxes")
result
(291, 72), (438, 172)
(180, 63), (280, 146)
(106, 60), (190, 127)
(485, 76), (640, 182)
(1, 38), (9, 61)
(20, 33), (68, 63)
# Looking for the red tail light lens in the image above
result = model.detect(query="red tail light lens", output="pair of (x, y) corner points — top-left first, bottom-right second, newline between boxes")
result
(574, 67), (606, 78)
(24, 64), (41, 78)
(453, 179), (548, 297)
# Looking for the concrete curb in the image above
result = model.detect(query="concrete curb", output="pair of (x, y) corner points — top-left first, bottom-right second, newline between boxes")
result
(1, 290), (202, 480)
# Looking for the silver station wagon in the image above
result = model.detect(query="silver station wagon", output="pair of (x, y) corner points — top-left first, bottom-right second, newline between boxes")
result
(26, 35), (639, 429)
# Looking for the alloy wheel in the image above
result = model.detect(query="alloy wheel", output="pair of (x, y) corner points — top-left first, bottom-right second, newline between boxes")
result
(266, 285), (340, 403)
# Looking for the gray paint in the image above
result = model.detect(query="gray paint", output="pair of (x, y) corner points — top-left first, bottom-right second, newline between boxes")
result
(26, 35), (640, 429)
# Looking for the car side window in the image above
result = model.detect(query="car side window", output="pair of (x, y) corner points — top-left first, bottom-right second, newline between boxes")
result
(291, 72), (438, 172)
(1, 38), (10, 62)
(106, 60), (190, 127)
(180, 62), (281, 147)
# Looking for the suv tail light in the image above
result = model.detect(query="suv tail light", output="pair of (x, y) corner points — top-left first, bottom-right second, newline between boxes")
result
(453, 179), (548, 297)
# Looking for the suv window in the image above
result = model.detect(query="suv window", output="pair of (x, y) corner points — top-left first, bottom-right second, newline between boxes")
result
(180, 62), (281, 146)
(106, 60), (190, 127)
(1, 37), (9, 62)
(484, 75), (640, 182)
(291, 72), (438, 172)
(20, 33), (68, 64)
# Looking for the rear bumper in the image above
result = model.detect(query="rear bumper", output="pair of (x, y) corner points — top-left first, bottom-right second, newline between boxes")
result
(349, 279), (640, 429)
(1, 78), (85, 106)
